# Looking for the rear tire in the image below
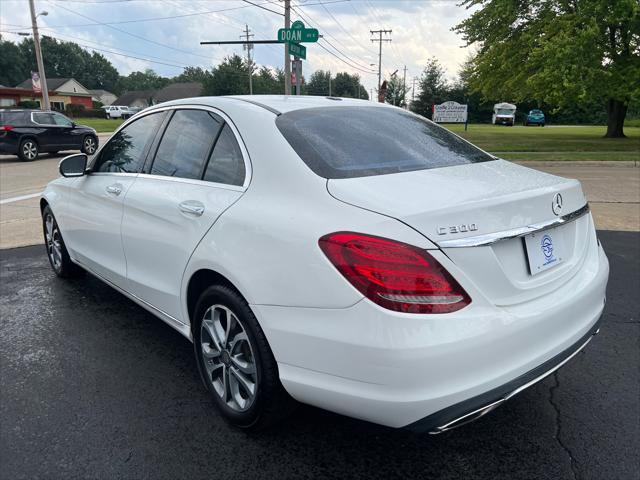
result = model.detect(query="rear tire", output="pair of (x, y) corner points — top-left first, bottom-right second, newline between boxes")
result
(18, 138), (39, 161)
(42, 206), (84, 278)
(193, 284), (295, 431)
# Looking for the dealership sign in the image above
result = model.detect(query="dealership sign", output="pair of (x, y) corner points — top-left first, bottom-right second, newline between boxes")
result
(433, 101), (468, 123)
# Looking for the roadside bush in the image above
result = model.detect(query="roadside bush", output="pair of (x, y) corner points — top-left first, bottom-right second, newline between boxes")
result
(17, 100), (39, 109)
(64, 104), (105, 118)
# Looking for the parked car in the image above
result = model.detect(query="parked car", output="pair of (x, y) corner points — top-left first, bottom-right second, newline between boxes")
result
(492, 102), (517, 126)
(0, 110), (98, 161)
(42, 96), (608, 433)
(525, 109), (546, 126)
(104, 105), (134, 119)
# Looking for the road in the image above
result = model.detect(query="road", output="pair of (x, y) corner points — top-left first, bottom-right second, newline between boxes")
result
(0, 230), (638, 480)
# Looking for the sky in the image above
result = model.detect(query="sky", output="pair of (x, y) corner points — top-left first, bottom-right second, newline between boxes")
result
(0, 0), (476, 96)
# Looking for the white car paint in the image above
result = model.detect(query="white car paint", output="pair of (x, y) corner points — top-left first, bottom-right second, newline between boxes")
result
(42, 95), (608, 431)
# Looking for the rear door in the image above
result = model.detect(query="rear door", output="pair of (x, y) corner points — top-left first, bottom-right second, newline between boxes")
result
(61, 111), (166, 286)
(121, 107), (248, 322)
(30, 112), (57, 148)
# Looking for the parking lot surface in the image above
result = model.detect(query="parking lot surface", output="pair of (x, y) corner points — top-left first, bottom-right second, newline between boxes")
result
(0, 230), (638, 480)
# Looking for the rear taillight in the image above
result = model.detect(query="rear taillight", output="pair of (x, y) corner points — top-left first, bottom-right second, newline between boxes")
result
(0, 125), (14, 132)
(319, 232), (470, 313)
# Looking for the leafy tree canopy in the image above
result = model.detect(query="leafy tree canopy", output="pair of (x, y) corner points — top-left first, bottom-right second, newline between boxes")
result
(455, 0), (640, 137)
(385, 75), (408, 107)
(410, 57), (450, 118)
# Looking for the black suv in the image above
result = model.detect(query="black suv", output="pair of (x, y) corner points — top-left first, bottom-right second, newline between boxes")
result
(0, 110), (98, 161)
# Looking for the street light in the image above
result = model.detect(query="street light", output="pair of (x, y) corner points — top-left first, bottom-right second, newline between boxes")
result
(37, 11), (48, 17)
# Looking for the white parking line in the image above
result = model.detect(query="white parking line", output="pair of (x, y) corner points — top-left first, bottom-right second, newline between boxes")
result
(0, 192), (42, 205)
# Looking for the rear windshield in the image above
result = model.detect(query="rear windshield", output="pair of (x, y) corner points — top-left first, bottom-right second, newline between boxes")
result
(275, 106), (494, 179)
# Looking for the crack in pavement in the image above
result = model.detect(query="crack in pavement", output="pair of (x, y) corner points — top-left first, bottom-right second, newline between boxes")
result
(549, 371), (580, 480)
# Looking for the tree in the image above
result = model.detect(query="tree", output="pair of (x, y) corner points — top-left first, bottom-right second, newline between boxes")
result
(203, 55), (248, 96)
(17, 37), (119, 92)
(385, 75), (408, 107)
(306, 70), (331, 96)
(116, 69), (170, 94)
(455, 0), (640, 137)
(333, 72), (367, 99)
(410, 58), (449, 118)
(173, 66), (212, 84)
(0, 39), (27, 87)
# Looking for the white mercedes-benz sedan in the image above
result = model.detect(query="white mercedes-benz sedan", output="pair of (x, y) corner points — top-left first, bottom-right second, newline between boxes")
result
(41, 96), (609, 433)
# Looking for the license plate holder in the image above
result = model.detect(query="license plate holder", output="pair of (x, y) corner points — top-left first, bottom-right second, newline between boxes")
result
(524, 226), (564, 275)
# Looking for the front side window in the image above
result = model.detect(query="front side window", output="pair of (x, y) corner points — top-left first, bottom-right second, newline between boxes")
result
(150, 109), (222, 180)
(92, 112), (164, 173)
(32, 112), (55, 125)
(203, 124), (245, 186)
(276, 107), (494, 179)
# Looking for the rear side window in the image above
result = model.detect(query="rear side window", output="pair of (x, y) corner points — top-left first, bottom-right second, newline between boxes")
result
(151, 109), (223, 180)
(32, 112), (55, 125)
(0, 112), (25, 125)
(93, 112), (164, 173)
(276, 107), (494, 179)
(203, 124), (245, 186)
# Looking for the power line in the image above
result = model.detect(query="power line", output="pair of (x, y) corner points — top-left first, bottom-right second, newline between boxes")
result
(49, 1), (213, 61)
(316, 42), (376, 74)
(242, 0), (283, 16)
(291, 5), (375, 71)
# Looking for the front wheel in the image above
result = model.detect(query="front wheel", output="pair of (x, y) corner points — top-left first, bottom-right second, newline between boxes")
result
(81, 135), (98, 155)
(193, 285), (295, 430)
(42, 206), (84, 278)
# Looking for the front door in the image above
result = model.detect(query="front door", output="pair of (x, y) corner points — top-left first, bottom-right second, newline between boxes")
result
(121, 108), (248, 322)
(61, 111), (166, 286)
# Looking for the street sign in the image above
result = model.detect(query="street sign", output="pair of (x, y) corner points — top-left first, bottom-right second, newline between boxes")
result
(278, 20), (319, 43)
(288, 42), (306, 59)
(433, 101), (468, 123)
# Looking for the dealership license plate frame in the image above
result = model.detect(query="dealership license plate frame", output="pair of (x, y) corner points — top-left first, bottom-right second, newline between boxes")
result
(524, 226), (565, 276)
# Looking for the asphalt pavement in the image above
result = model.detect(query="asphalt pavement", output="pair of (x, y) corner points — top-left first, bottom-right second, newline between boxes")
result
(0, 231), (638, 480)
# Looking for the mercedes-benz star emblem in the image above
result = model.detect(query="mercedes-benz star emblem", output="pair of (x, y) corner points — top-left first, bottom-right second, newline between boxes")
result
(552, 193), (563, 216)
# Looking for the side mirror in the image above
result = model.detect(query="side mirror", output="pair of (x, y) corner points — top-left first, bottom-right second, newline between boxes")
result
(59, 153), (88, 178)
(71, 122), (76, 128)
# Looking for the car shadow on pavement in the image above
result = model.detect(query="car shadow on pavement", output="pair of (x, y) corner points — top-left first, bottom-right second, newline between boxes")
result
(0, 230), (637, 480)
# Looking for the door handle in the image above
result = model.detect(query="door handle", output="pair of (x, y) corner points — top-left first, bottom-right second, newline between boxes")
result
(178, 200), (205, 217)
(105, 184), (122, 196)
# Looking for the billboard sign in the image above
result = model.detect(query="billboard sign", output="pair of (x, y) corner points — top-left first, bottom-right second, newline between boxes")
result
(433, 101), (468, 123)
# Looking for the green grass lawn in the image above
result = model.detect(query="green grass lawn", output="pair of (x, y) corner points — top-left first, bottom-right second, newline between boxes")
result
(77, 118), (124, 132)
(443, 124), (639, 161)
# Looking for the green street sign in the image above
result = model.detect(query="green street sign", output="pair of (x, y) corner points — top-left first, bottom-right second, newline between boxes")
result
(289, 42), (306, 60)
(278, 20), (319, 43)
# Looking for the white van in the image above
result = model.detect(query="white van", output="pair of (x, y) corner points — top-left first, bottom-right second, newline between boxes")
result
(492, 102), (517, 126)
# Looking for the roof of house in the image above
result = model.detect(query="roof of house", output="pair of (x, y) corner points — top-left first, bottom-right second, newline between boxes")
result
(89, 89), (115, 96)
(154, 82), (204, 103)
(16, 77), (74, 90)
(113, 90), (156, 106)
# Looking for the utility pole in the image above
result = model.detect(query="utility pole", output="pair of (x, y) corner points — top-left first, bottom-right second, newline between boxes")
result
(370, 29), (392, 96)
(402, 65), (407, 108)
(284, 0), (291, 95)
(370, 88), (373, 101)
(241, 24), (254, 95)
(328, 71), (331, 96)
(29, 0), (49, 111)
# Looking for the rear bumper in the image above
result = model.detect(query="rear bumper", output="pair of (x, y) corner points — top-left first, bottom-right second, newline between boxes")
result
(407, 314), (601, 433)
(252, 244), (609, 429)
(0, 138), (18, 154)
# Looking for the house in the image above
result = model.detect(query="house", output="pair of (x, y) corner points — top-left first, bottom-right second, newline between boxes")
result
(0, 86), (55, 107)
(112, 90), (156, 109)
(89, 89), (117, 106)
(14, 77), (93, 110)
(154, 82), (204, 103)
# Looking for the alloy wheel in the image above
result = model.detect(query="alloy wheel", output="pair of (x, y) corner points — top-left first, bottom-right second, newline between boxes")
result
(22, 141), (37, 160)
(44, 213), (63, 271)
(84, 137), (96, 154)
(200, 304), (257, 412)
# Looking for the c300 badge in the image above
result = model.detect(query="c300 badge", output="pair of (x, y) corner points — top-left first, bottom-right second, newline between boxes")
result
(437, 223), (478, 235)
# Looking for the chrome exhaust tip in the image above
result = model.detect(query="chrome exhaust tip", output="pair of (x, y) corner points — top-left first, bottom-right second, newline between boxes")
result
(428, 398), (505, 434)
